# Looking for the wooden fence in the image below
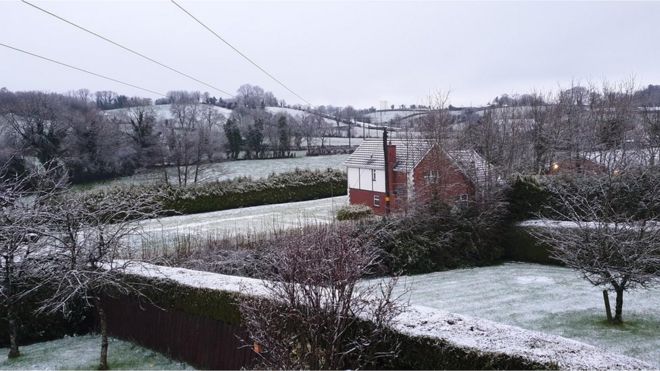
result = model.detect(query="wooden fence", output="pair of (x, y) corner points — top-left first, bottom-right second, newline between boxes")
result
(103, 296), (255, 369)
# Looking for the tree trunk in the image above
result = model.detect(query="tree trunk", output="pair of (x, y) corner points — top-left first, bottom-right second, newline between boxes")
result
(613, 287), (624, 324)
(96, 299), (109, 370)
(602, 290), (613, 322)
(7, 304), (20, 359)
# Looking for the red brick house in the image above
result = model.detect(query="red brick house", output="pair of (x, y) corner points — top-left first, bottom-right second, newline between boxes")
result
(344, 137), (490, 215)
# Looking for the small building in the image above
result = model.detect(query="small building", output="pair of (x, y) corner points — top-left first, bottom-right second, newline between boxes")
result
(547, 158), (608, 176)
(343, 137), (490, 215)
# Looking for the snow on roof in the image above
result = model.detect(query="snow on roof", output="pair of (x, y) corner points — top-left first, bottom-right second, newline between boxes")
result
(120, 261), (651, 370)
(344, 138), (491, 185)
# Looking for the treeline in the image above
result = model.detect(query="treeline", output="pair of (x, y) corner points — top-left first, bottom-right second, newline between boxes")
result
(0, 84), (354, 185)
(406, 80), (660, 180)
(491, 84), (660, 108)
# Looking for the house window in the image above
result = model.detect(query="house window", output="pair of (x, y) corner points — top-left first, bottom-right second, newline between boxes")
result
(371, 169), (377, 181)
(425, 170), (439, 184)
(373, 195), (381, 207)
(455, 193), (469, 209)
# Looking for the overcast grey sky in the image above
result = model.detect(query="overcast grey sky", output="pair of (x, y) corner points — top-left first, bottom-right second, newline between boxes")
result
(1, 1), (659, 108)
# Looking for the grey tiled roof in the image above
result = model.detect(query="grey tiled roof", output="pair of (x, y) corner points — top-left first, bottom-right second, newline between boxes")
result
(344, 138), (491, 185)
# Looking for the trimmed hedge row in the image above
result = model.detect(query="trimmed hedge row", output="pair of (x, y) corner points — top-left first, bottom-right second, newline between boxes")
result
(387, 332), (554, 370)
(336, 204), (373, 221)
(83, 169), (347, 216)
(501, 225), (562, 265)
(507, 170), (660, 221)
(105, 273), (554, 370)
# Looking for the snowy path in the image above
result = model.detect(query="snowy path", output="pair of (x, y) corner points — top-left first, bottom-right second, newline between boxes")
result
(136, 196), (347, 243)
(393, 262), (660, 367)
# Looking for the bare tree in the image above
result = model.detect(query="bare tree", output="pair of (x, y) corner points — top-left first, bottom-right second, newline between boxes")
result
(239, 224), (404, 369)
(125, 105), (159, 166)
(531, 171), (660, 324)
(164, 102), (204, 186)
(0, 160), (66, 358)
(37, 188), (163, 370)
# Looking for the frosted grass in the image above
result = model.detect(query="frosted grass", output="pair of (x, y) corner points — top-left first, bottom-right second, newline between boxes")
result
(394, 262), (660, 366)
(0, 334), (191, 370)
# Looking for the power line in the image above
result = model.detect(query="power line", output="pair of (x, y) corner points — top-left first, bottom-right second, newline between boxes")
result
(170, 0), (312, 106)
(0, 42), (166, 97)
(21, 0), (234, 97)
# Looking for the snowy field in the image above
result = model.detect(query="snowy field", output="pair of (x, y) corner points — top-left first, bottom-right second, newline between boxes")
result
(104, 104), (232, 122)
(82, 154), (349, 190)
(393, 262), (660, 367)
(0, 335), (191, 369)
(362, 110), (427, 123)
(135, 196), (348, 249)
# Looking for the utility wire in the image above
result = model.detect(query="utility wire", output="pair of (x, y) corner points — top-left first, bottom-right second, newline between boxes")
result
(170, 0), (312, 106)
(0, 42), (166, 97)
(21, 0), (234, 97)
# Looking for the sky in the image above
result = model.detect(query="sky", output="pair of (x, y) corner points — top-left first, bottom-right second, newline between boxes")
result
(1, 0), (659, 108)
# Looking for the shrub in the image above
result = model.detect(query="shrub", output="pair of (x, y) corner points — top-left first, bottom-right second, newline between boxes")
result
(369, 201), (507, 275)
(336, 204), (373, 221)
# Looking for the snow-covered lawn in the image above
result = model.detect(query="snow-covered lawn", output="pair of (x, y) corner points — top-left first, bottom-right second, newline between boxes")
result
(135, 196), (347, 248)
(393, 262), (660, 367)
(0, 335), (191, 370)
(82, 154), (349, 190)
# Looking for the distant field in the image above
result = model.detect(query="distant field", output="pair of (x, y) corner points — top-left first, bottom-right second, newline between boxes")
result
(80, 153), (350, 190)
(134, 195), (347, 249)
(393, 263), (660, 367)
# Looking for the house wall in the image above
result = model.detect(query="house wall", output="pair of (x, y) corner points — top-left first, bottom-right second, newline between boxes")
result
(348, 188), (387, 215)
(412, 148), (475, 205)
(346, 166), (386, 193)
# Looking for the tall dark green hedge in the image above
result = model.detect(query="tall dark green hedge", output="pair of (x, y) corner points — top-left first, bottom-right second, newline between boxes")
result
(83, 169), (347, 216)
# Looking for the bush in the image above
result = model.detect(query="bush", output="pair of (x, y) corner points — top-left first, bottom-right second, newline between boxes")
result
(507, 170), (660, 222)
(0, 285), (93, 348)
(368, 201), (507, 275)
(336, 204), (373, 221)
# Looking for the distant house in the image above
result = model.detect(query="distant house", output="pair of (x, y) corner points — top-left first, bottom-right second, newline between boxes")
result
(343, 136), (490, 215)
(547, 158), (608, 176)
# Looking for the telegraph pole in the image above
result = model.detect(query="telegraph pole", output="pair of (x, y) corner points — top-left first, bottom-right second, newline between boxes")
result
(383, 128), (391, 216)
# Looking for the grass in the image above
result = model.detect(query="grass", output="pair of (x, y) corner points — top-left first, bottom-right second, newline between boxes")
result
(394, 262), (660, 367)
(0, 334), (192, 370)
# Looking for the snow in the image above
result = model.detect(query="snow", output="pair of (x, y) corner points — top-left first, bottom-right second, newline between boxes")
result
(104, 104), (232, 121)
(362, 110), (427, 123)
(122, 261), (651, 369)
(134, 196), (347, 247)
(0, 334), (191, 370)
(390, 262), (660, 367)
(84, 154), (349, 189)
(517, 219), (660, 230)
(306, 137), (364, 146)
(265, 106), (377, 129)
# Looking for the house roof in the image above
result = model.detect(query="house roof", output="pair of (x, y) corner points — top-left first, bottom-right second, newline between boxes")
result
(344, 138), (492, 185)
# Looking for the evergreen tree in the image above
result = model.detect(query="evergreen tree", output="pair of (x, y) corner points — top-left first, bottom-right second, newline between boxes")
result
(223, 118), (243, 159)
(278, 115), (291, 157)
(246, 118), (265, 159)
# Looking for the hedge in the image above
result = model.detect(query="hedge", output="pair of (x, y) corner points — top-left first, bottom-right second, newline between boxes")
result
(336, 204), (373, 221)
(83, 168), (347, 216)
(106, 274), (554, 370)
(0, 287), (93, 348)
